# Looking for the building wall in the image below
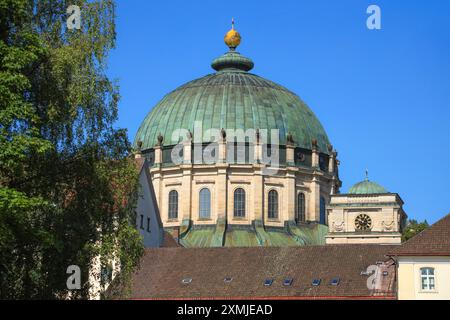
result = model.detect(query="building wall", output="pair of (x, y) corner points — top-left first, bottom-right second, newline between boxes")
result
(397, 256), (450, 300)
(136, 168), (164, 248)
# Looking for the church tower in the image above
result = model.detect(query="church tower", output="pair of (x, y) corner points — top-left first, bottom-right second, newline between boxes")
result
(326, 172), (407, 244)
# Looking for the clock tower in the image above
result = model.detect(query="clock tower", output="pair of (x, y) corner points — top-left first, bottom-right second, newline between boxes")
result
(326, 173), (407, 245)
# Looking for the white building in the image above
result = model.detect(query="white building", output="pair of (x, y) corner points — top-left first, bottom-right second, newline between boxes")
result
(388, 214), (450, 300)
(134, 156), (164, 248)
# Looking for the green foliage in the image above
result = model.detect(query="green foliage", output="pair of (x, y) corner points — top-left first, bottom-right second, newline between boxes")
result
(0, 0), (143, 299)
(402, 219), (429, 242)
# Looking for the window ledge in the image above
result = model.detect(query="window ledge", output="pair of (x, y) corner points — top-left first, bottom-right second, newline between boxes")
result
(419, 290), (439, 294)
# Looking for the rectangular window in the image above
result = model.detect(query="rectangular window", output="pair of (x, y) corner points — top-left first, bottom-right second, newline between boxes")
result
(140, 214), (144, 230)
(168, 190), (179, 219)
(199, 188), (211, 219)
(420, 268), (436, 291)
(297, 193), (306, 223)
(268, 190), (279, 219)
(233, 188), (246, 218)
(147, 217), (151, 233)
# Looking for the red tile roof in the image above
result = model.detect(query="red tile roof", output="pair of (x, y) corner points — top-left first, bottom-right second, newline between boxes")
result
(389, 214), (450, 256)
(130, 245), (396, 300)
(162, 232), (180, 247)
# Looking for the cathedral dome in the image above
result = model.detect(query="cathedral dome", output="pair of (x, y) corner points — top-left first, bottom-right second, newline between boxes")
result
(348, 179), (388, 195)
(135, 29), (331, 154)
(134, 23), (342, 248)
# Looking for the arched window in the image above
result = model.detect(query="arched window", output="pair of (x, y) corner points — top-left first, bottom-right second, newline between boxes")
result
(320, 196), (326, 225)
(296, 193), (306, 223)
(420, 268), (436, 291)
(268, 190), (279, 219)
(168, 190), (178, 219)
(199, 188), (211, 219)
(234, 188), (246, 218)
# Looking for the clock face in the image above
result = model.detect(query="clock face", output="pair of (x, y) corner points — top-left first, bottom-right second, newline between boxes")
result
(355, 214), (372, 231)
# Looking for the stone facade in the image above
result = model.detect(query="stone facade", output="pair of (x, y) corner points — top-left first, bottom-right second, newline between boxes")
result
(148, 137), (340, 231)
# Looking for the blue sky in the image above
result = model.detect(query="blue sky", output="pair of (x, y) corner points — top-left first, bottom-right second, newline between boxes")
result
(108, 0), (450, 224)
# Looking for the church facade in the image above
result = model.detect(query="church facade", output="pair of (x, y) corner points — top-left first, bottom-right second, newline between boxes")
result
(134, 23), (405, 247)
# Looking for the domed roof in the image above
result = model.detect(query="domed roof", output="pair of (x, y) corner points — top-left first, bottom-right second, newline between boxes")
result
(348, 179), (388, 195)
(135, 30), (331, 153)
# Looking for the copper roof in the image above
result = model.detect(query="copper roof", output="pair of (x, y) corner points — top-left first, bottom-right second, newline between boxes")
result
(129, 245), (396, 300)
(389, 214), (450, 256)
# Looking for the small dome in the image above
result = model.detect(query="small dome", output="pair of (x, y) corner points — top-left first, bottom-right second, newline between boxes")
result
(348, 179), (388, 195)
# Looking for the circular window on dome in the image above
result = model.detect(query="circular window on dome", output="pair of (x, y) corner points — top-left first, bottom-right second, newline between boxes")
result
(355, 214), (372, 231)
(296, 151), (305, 162)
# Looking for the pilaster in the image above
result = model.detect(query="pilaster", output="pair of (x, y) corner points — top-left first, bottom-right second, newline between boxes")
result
(183, 135), (192, 164)
(218, 129), (227, 163)
(216, 164), (228, 222)
(180, 165), (192, 222)
(286, 169), (296, 221)
(309, 175), (320, 222)
(254, 129), (263, 164)
(311, 139), (319, 169)
(329, 151), (336, 174)
(286, 145), (295, 167)
(253, 164), (264, 222)
(154, 145), (162, 165)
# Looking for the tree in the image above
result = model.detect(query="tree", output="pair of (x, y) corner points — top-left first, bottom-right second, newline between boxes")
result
(0, 0), (143, 299)
(402, 219), (429, 242)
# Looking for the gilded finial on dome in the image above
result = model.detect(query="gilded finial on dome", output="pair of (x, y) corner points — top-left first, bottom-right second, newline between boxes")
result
(224, 18), (241, 50)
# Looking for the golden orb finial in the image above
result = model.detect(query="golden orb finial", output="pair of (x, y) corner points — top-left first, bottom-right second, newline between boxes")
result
(224, 18), (241, 50)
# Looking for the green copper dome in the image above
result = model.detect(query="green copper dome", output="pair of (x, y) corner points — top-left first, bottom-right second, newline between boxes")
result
(135, 48), (331, 153)
(348, 179), (388, 195)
